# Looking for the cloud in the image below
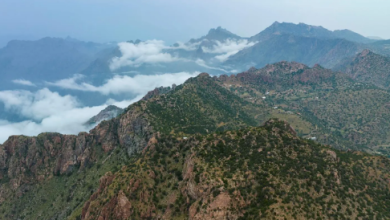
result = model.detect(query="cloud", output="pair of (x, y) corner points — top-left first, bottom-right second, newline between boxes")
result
(47, 72), (200, 95)
(0, 71), (205, 143)
(0, 88), (80, 120)
(202, 39), (256, 62)
(0, 91), (143, 144)
(195, 59), (228, 73)
(172, 41), (203, 51)
(12, 79), (36, 86)
(109, 40), (179, 70)
(0, 105), (103, 144)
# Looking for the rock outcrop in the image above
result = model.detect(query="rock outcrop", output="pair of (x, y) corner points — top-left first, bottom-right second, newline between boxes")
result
(0, 106), (154, 203)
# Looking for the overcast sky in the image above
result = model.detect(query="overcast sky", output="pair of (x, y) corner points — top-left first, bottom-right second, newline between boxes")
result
(0, 0), (389, 45)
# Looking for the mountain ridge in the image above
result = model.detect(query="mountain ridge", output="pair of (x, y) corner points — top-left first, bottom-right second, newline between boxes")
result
(334, 49), (390, 89)
(2, 69), (390, 219)
(249, 21), (375, 44)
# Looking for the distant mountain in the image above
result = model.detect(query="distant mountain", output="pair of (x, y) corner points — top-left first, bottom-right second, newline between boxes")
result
(250, 22), (375, 44)
(0, 37), (112, 84)
(367, 39), (390, 56)
(226, 34), (362, 69)
(367, 36), (384, 40)
(334, 49), (390, 89)
(81, 27), (243, 76)
(85, 105), (124, 126)
(189, 26), (242, 44)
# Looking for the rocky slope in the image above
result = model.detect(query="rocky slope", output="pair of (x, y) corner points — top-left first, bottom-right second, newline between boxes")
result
(0, 101), (154, 219)
(81, 119), (390, 219)
(2, 70), (390, 219)
(85, 105), (124, 126)
(0, 72), (268, 219)
(217, 62), (390, 154)
(334, 49), (390, 89)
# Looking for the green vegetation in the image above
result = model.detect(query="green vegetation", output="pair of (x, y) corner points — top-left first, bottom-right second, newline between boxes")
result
(0, 146), (133, 220)
(3, 68), (390, 219)
(139, 73), (268, 135)
(218, 62), (390, 156)
(81, 119), (390, 219)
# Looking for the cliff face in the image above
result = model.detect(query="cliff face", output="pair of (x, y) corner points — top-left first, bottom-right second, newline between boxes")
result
(0, 106), (154, 204)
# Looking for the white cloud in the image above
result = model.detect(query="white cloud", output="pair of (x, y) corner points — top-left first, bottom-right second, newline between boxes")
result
(105, 95), (144, 108)
(12, 79), (36, 86)
(0, 88), (80, 120)
(109, 40), (179, 70)
(47, 72), (200, 95)
(0, 72), (203, 143)
(202, 39), (256, 62)
(0, 91), (143, 144)
(173, 41), (203, 51)
(195, 59), (228, 73)
(0, 105), (102, 143)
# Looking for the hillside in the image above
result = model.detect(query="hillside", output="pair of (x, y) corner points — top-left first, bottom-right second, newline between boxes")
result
(226, 34), (362, 69)
(217, 62), (390, 154)
(81, 119), (390, 219)
(334, 49), (390, 89)
(1, 71), (390, 219)
(0, 73), (268, 219)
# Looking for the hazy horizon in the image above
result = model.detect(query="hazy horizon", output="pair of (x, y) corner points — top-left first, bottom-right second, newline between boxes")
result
(1, 0), (389, 47)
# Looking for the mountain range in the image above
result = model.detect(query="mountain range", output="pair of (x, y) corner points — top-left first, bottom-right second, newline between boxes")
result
(1, 21), (389, 88)
(2, 61), (390, 218)
(2, 21), (390, 219)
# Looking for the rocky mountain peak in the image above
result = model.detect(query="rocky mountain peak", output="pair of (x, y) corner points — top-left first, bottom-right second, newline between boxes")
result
(203, 26), (241, 41)
(359, 49), (372, 57)
(85, 105), (124, 126)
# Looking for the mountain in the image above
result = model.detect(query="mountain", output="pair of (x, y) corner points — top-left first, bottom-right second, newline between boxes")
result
(334, 49), (390, 89)
(81, 27), (243, 77)
(82, 119), (390, 219)
(189, 26), (242, 44)
(85, 105), (124, 126)
(0, 37), (112, 85)
(249, 22), (375, 44)
(224, 22), (390, 70)
(0, 73), (267, 219)
(2, 73), (390, 219)
(367, 36), (384, 40)
(226, 34), (362, 69)
(217, 62), (390, 154)
(366, 39), (390, 57)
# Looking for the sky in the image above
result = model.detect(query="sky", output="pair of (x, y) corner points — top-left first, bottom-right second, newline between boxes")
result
(0, 0), (389, 46)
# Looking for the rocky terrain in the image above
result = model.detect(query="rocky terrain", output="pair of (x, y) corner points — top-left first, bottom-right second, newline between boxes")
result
(81, 119), (390, 219)
(85, 105), (124, 126)
(2, 70), (390, 219)
(334, 49), (390, 89)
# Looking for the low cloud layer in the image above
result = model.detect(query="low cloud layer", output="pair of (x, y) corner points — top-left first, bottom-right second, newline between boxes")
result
(47, 72), (200, 95)
(0, 72), (200, 143)
(109, 40), (179, 70)
(0, 88), (79, 120)
(202, 39), (256, 62)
